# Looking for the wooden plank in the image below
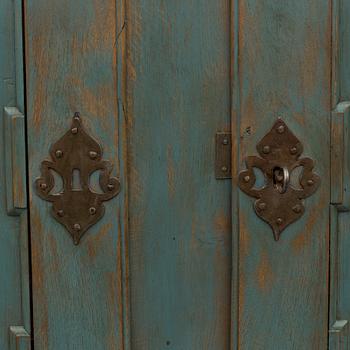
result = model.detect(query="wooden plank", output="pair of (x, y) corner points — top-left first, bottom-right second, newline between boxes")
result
(329, 0), (350, 348)
(24, 1), (127, 348)
(234, 0), (331, 348)
(0, 0), (31, 349)
(126, 1), (232, 349)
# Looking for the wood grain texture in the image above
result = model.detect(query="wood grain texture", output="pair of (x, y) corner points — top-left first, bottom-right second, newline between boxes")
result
(126, 1), (232, 349)
(0, 0), (31, 349)
(234, 0), (331, 348)
(329, 0), (350, 348)
(24, 1), (127, 348)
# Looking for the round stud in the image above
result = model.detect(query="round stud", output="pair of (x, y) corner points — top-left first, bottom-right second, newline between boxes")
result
(277, 125), (285, 134)
(244, 175), (250, 183)
(40, 183), (47, 190)
(55, 149), (63, 158)
(276, 217), (283, 225)
(71, 127), (78, 134)
(307, 179), (314, 186)
(290, 147), (298, 155)
(107, 184), (115, 191)
(222, 138), (229, 146)
(57, 210), (64, 217)
(89, 151), (98, 159)
(73, 223), (81, 231)
(292, 205), (302, 214)
(221, 166), (228, 172)
(263, 145), (270, 154)
(258, 202), (267, 210)
(89, 207), (96, 215)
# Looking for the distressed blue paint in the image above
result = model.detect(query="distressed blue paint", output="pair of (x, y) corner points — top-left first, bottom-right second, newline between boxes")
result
(127, 1), (232, 349)
(0, 0), (31, 349)
(25, 0), (127, 349)
(329, 0), (350, 348)
(235, 0), (331, 348)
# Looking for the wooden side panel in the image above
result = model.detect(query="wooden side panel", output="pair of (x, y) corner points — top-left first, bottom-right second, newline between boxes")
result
(127, 1), (232, 349)
(235, 1), (331, 348)
(24, 1), (127, 349)
(329, 0), (350, 347)
(0, 0), (31, 349)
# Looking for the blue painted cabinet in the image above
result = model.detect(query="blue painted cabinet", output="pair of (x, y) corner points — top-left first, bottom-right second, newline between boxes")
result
(1, 0), (350, 349)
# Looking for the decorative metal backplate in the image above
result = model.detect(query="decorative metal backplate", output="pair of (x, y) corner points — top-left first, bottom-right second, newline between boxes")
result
(35, 113), (120, 244)
(238, 118), (320, 241)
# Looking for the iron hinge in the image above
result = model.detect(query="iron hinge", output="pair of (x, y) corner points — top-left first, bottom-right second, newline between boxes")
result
(3, 107), (27, 215)
(215, 132), (232, 179)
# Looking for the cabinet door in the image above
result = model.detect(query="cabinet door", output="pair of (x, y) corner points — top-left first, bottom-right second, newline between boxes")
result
(22, 1), (347, 350)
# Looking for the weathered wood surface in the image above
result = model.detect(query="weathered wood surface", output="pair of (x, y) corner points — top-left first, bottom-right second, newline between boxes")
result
(25, 1), (127, 348)
(0, 0), (31, 349)
(329, 0), (350, 348)
(233, 0), (331, 348)
(126, 1), (232, 349)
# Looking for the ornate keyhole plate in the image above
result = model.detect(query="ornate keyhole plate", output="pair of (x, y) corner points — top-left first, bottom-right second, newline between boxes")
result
(35, 113), (121, 244)
(238, 118), (320, 241)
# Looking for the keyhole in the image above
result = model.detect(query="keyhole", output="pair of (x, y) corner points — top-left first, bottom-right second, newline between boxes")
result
(72, 169), (82, 190)
(273, 166), (289, 193)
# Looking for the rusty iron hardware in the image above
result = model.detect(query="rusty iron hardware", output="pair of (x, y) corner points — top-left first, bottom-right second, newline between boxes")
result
(215, 132), (232, 179)
(35, 113), (121, 245)
(238, 118), (320, 241)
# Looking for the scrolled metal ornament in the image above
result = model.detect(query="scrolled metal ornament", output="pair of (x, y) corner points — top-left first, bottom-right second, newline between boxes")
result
(35, 113), (120, 245)
(238, 118), (320, 241)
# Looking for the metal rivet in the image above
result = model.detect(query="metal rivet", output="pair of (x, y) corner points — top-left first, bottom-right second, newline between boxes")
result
(222, 138), (229, 146)
(57, 210), (64, 217)
(71, 127), (78, 134)
(292, 205), (302, 214)
(73, 223), (81, 231)
(55, 149), (63, 158)
(276, 218), (283, 225)
(221, 166), (228, 172)
(107, 184), (115, 191)
(307, 179), (314, 186)
(263, 145), (270, 154)
(258, 202), (267, 210)
(89, 151), (98, 159)
(277, 125), (285, 134)
(244, 175), (250, 183)
(40, 183), (47, 190)
(89, 207), (96, 215)
(290, 147), (298, 155)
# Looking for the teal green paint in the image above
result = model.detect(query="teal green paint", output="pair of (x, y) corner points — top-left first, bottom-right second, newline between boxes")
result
(25, 1), (126, 349)
(329, 0), (350, 347)
(0, 0), (30, 349)
(127, 1), (232, 349)
(235, 0), (331, 348)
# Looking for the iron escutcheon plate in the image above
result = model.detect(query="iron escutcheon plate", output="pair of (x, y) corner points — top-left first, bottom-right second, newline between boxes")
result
(35, 113), (121, 245)
(238, 118), (320, 241)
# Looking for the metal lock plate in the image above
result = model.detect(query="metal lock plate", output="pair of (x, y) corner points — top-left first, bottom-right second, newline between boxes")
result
(35, 113), (121, 244)
(238, 118), (320, 241)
